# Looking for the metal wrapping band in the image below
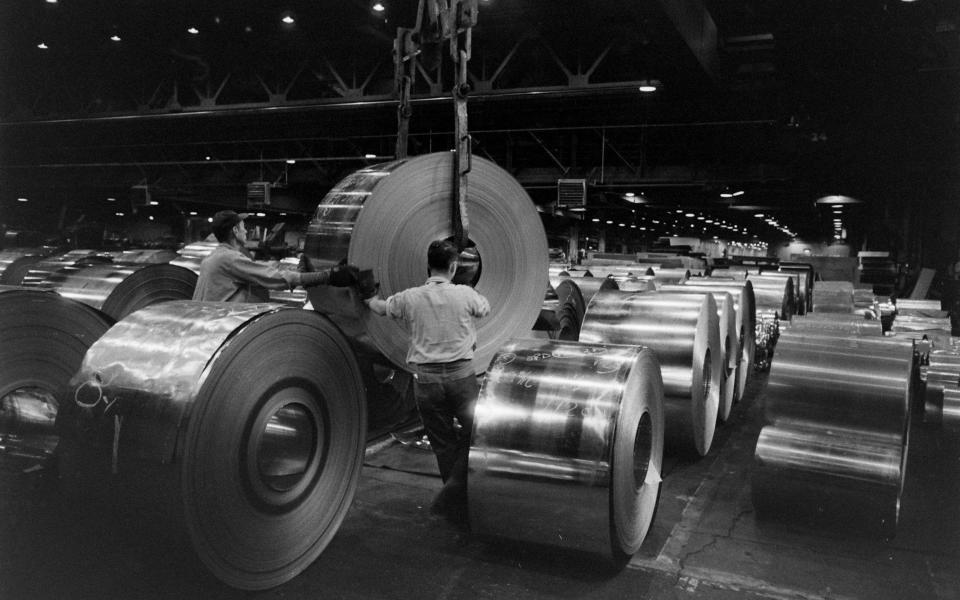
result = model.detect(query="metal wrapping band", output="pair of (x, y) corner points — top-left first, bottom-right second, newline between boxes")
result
(585, 266), (651, 279)
(811, 280), (855, 314)
(303, 152), (548, 374)
(747, 274), (795, 321)
(651, 268), (691, 286)
(580, 290), (721, 456)
(785, 313), (883, 337)
(681, 278), (757, 402)
(658, 285), (737, 421)
(39, 262), (197, 321)
(0, 250), (46, 285)
(61, 301), (366, 590)
(754, 329), (913, 530)
(0, 287), (113, 457)
(469, 339), (665, 562)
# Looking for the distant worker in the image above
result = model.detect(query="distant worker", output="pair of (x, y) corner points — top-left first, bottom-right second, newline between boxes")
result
(364, 239), (490, 526)
(193, 210), (358, 302)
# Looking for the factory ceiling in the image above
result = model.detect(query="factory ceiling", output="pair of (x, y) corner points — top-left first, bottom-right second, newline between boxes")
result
(0, 0), (958, 245)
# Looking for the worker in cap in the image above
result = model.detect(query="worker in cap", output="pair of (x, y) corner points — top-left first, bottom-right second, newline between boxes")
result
(192, 210), (359, 302)
(364, 239), (490, 527)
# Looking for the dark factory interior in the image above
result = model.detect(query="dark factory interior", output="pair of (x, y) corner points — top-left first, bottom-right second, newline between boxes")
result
(1, 1), (959, 599)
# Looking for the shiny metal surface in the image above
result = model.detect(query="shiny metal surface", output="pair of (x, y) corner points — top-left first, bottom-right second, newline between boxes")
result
(754, 329), (914, 529)
(568, 276), (619, 306)
(170, 240), (218, 273)
(678, 278), (757, 401)
(0, 249), (45, 285)
(811, 281), (855, 313)
(39, 262), (197, 320)
(304, 152), (549, 374)
(62, 300), (367, 590)
(658, 285), (737, 421)
(943, 388), (960, 430)
(19, 250), (117, 288)
(545, 279), (586, 341)
(779, 263), (814, 315)
(650, 268), (691, 286)
(469, 339), (664, 561)
(0, 287), (113, 459)
(580, 290), (721, 456)
(786, 313), (883, 337)
(758, 270), (804, 315)
(747, 274), (795, 321)
(114, 248), (180, 264)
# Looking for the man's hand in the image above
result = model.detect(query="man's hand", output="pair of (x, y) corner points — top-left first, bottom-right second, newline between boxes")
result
(357, 269), (380, 300)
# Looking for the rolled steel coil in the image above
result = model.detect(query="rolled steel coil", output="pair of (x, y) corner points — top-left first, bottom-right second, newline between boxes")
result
(564, 268), (593, 278)
(113, 248), (180, 264)
(303, 152), (548, 374)
(753, 329), (914, 530)
(59, 301), (366, 590)
(651, 268), (691, 286)
(758, 271), (804, 315)
(748, 274), (795, 321)
(580, 290), (721, 456)
(924, 350), (960, 426)
(469, 339), (664, 563)
(547, 278), (586, 341)
(895, 299), (947, 318)
(18, 249), (116, 288)
(39, 262), (197, 321)
(612, 275), (657, 292)
(170, 240), (218, 272)
(779, 262), (814, 314)
(811, 281), (854, 314)
(0, 249), (46, 285)
(585, 266), (652, 279)
(682, 278), (757, 401)
(707, 266), (748, 280)
(658, 285), (737, 421)
(0, 287), (113, 458)
(786, 313), (883, 337)
(571, 276), (620, 306)
(944, 388), (960, 431)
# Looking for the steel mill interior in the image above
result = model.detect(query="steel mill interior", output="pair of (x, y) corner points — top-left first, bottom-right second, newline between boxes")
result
(1, 1), (959, 599)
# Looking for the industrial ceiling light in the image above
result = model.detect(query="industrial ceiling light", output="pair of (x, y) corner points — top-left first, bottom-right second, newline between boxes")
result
(106, 197), (116, 202)
(372, 2), (386, 12)
(17, 197), (28, 202)
(187, 27), (199, 35)
(591, 218), (600, 222)
(638, 80), (660, 93)
(815, 194), (861, 205)
(110, 34), (121, 42)
(37, 42), (48, 49)
(286, 159), (296, 164)
(281, 13), (295, 25)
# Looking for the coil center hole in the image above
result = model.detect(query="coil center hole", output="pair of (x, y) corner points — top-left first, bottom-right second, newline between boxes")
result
(633, 411), (653, 492)
(256, 402), (316, 493)
(444, 239), (482, 287)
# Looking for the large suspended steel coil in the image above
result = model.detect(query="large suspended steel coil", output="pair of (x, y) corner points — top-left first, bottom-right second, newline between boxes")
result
(747, 274), (795, 322)
(0, 287), (113, 459)
(753, 330), (914, 530)
(59, 301), (366, 590)
(786, 313), (883, 337)
(469, 339), (664, 564)
(303, 152), (548, 373)
(580, 290), (721, 456)
(39, 262), (197, 321)
(658, 285), (737, 421)
(811, 281), (855, 314)
(678, 278), (757, 402)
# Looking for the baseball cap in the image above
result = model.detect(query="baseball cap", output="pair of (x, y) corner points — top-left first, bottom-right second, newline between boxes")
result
(211, 210), (250, 239)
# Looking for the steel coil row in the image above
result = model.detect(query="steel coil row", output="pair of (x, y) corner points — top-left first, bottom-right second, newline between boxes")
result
(753, 329), (915, 531)
(581, 290), (722, 456)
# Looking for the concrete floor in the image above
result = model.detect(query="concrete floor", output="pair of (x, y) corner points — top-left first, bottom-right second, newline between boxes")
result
(2, 371), (959, 600)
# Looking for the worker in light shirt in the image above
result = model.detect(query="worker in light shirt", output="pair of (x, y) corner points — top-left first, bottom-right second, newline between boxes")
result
(364, 239), (490, 527)
(192, 210), (358, 302)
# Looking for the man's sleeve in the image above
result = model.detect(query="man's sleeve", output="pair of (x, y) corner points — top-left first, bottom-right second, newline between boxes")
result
(469, 290), (491, 318)
(385, 291), (407, 320)
(223, 253), (300, 290)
